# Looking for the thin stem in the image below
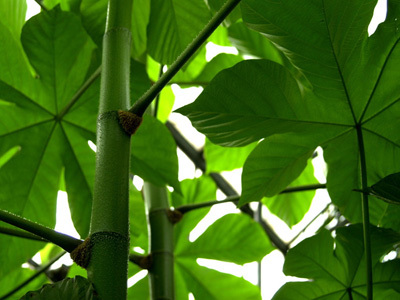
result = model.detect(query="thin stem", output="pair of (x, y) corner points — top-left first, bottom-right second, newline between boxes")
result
(34, 0), (48, 11)
(256, 202), (262, 289)
(176, 184), (328, 214)
(153, 66), (164, 118)
(280, 183), (326, 194)
(287, 203), (331, 246)
(129, 0), (242, 116)
(356, 125), (372, 300)
(0, 209), (82, 252)
(57, 66), (102, 120)
(0, 251), (66, 300)
(0, 226), (47, 242)
(176, 196), (240, 213)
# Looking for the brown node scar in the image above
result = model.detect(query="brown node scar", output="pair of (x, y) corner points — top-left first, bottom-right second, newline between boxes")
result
(118, 110), (143, 135)
(70, 237), (92, 269)
(167, 209), (183, 224)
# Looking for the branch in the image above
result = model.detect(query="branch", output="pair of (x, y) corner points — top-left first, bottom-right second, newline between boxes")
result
(165, 121), (289, 254)
(0, 209), (82, 252)
(176, 184), (327, 214)
(0, 251), (66, 300)
(34, 0), (48, 11)
(0, 226), (47, 242)
(129, 0), (242, 116)
(176, 196), (240, 214)
(287, 203), (331, 246)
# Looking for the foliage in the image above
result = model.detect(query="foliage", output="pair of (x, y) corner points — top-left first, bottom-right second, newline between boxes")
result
(0, 0), (399, 299)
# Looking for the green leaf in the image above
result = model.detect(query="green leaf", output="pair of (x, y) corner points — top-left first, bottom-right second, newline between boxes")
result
(147, 0), (211, 64)
(228, 22), (283, 63)
(205, 0), (241, 27)
(181, 0), (400, 228)
(0, 266), (48, 300)
(80, 0), (149, 59)
(20, 276), (98, 299)
(0, 0), (26, 40)
(204, 139), (256, 173)
(131, 115), (181, 193)
(369, 173), (400, 204)
(273, 225), (400, 299)
(177, 59), (344, 147)
(179, 213), (272, 264)
(263, 159), (319, 227)
(129, 183), (148, 252)
(173, 177), (217, 253)
(175, 258), (262, 300)
(0, 7), (97, 276)
(240, 134), (321, 206)
(155, 85), (175, 123)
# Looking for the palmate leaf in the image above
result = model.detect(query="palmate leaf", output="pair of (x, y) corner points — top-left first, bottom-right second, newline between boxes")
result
(179, 0), (400, 228)
(273, 225), (400, 299)
(368, 172), (400, 204)
(0, 7), (96, 277)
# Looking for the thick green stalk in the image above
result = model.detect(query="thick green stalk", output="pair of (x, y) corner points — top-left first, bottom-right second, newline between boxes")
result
(0, 209), (81, 251)
(130, 0), (242, 116)
(356, 125), (372, 299)
(87, 0), (133, 299)
(143, 182), (174, 300)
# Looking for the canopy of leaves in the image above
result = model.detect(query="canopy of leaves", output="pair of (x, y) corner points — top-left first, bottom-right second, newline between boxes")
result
(179, 0), (400, 230)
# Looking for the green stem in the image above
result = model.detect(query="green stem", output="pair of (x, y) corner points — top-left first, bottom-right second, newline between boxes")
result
(279, 183), (326, 194)
(57, 66), (101, 120)
(129, 0), (242, 116)
(0, 209), (81, 252)
(0, 251), (66, 300)
(176, 184), (327, 214)
(143, 182), (174, 300)
(356, 125), (372, 300)
(34, 0), (48, 11)
(87, 0), (133, 299)
(0, 226), (47, 242)
(287, 203), (331, 246)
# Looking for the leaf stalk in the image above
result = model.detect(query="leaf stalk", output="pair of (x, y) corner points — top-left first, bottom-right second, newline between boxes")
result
(0, 209), (82, 252)
(356, 125), (372, 299)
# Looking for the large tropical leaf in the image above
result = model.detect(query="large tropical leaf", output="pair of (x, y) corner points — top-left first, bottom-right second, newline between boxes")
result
(0, 7), (96, 277)
(273, 225), (400, 299)
(179, 0), (400, 228)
